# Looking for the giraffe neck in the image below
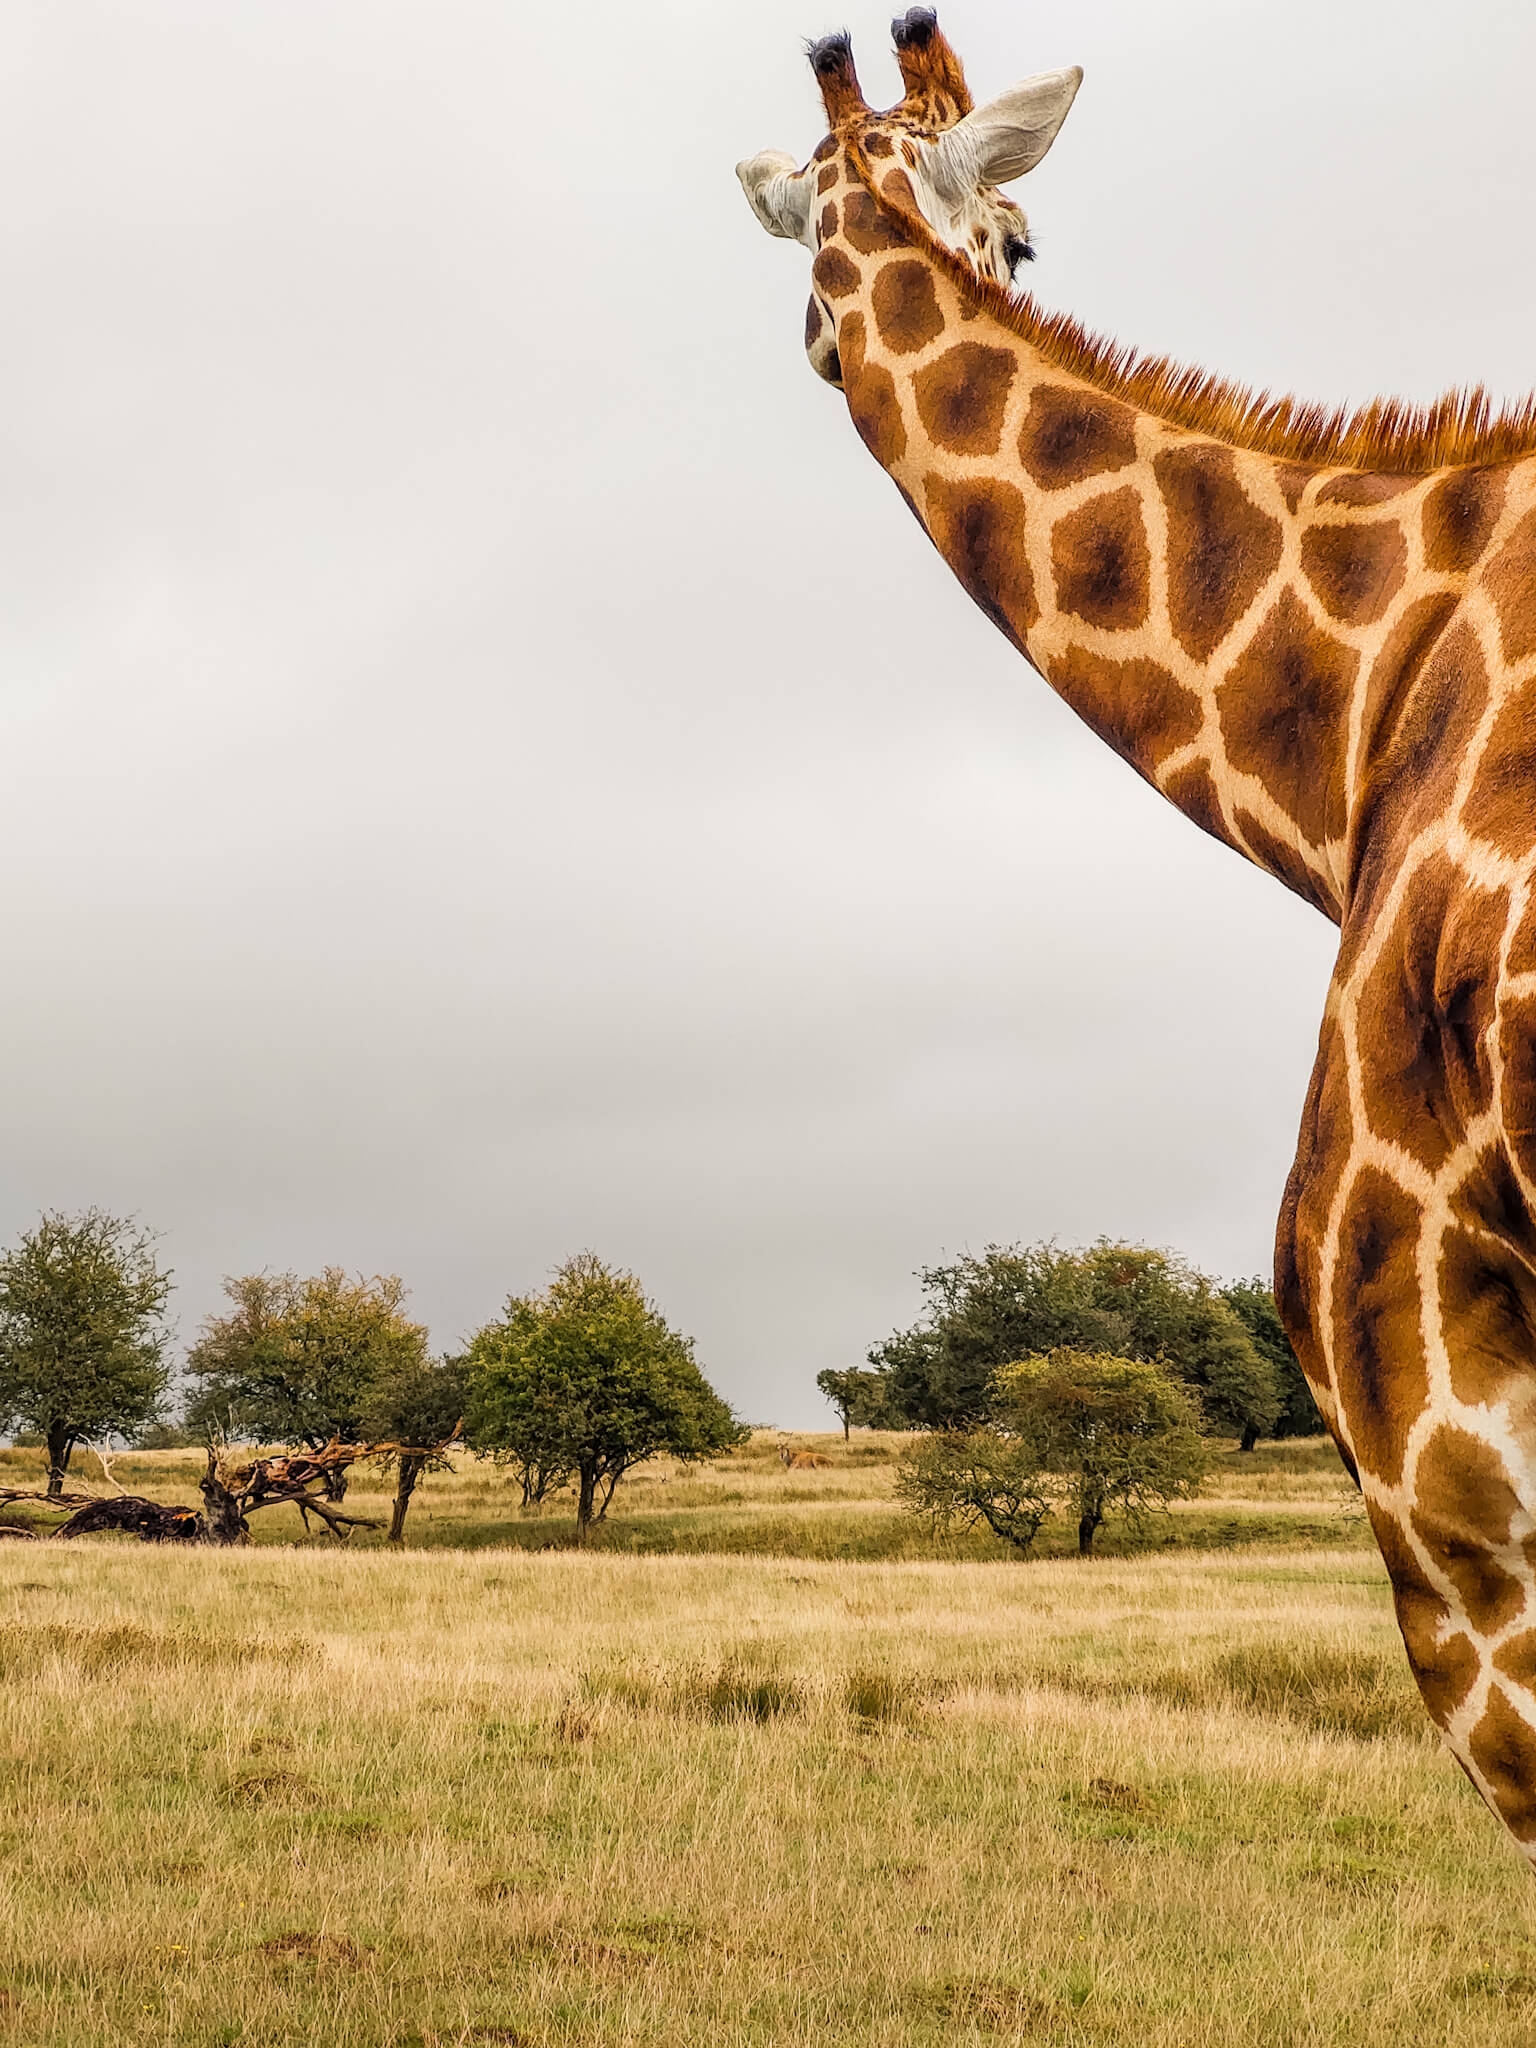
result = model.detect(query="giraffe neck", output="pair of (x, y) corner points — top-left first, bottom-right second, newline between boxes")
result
(813, 146), (1518, 928)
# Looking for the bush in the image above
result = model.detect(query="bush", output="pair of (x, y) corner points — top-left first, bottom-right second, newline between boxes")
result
(894, 1431), (1052, 1552)
(995, 1349), (1208, 1556)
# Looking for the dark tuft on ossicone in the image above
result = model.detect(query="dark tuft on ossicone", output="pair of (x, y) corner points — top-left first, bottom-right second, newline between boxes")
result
(891, 7), (937, 49)
(807, 30), (855, 77)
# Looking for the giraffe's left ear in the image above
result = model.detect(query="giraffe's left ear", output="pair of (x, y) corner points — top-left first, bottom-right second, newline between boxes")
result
(736, 151), (817, 247)
(929, 66), (1083, 193)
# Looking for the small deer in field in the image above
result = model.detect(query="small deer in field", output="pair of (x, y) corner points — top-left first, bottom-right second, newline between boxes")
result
(779, 1447), (835, 1470)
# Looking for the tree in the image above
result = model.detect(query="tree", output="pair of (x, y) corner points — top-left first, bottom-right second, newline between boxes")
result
(0, 1210), (172, 1497)
(994, 1349), (1209, 1556)
(894, 1430), (1052, 1551)
(359, 1353), (467, 1543)
(463, 1253), (745, 1542)
(185, 1270), (429, 1497)
(1220, 1277), (1324, 1445)
(867, 1241), (1280, 1442)
(815, 1366), (895, 1440)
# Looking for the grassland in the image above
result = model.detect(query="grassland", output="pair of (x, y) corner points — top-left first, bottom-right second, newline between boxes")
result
(3, 1435), (1534, 2046)
(1, 1429), (1372, 1561)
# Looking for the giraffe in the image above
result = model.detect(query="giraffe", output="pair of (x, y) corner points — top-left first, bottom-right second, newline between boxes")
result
(738, 8), (1536, 1862)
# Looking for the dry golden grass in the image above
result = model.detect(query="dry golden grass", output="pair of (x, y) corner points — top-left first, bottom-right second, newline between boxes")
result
(0, 1431), (1368, 1562)
(2, 1510), (1535, 2045)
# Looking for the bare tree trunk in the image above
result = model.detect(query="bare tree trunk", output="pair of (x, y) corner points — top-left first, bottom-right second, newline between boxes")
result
(1077, 1507), (1102, 1557)
(841, 1412), (850, 1442)
(1239, 1423), (1260, 1453)
(388, 1455), (425, 1544)
(45, 1422), (72, 1500)
(199, 1452), (249, 1545)
(576, 1465), (596, 1545)
(320, 1462), (349, 1503)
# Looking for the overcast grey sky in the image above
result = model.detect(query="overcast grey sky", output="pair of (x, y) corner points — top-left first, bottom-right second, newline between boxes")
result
(1, 1), (1531, 1426)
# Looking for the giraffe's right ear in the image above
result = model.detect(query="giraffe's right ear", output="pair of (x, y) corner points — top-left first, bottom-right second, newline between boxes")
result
(929, 66), (1083, 194)
(736, 151), (817, 247)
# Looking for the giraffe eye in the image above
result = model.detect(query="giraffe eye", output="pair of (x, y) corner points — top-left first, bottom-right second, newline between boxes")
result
(1003, 234), (1036, 271)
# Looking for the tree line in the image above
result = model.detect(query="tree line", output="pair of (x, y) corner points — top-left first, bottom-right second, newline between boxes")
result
(0, 1211), (1318, 1554)
(817, 1240), (1322, 1557)
(0, 1214), (739, 1543)
(816, 1240), (1318, 1446)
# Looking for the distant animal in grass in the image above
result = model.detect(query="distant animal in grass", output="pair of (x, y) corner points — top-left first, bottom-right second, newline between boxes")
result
(780, 1448), (835, 1470)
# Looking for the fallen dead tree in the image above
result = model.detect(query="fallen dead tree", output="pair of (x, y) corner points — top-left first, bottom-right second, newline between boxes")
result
(0, 1432), (459, 1546)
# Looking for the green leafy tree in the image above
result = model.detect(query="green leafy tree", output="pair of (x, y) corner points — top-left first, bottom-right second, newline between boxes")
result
(893, 1430), (1052, 1552)
(868, 1241), (1280, 1441)
(463, 1253), (745, 1541)
(815, 1366), (896, 1440)
(994, 1349), (1209, 1556)
(185, 1269), (430, 1498)
(0, 1210), (172, 1496)
(1220, 1277), (1323, 1444)
(358, 1352), (467, 1543)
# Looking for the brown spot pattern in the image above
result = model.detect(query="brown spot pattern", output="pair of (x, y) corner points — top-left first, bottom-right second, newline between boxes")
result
(1232, 809), (1337, 919)
(881, 168), (918, 209)
(1470, 1689), (1536, 1840)
(1424, 468), (1505, 575)
(922, 474), (1037, 648)
(1050, 488), (1151, 633)
(841, 188), (908, 256)
(913, 344), (1017, 458)
(1018, 386), (1137, 492)
(810, 247), (860, 300)
(1330, 1165), (1427, 1487)
(1155, 444), (1283, 662)
(818, 201), (838, 242)
(1439, 1222), (1536, 1412)
(1371, 1505), (1480, 1726)
(1301, 520), (1408, 625)
(1355, 593), (1458, 775)
(1316, 473), (1418, 507)
(1349, 621), (1488, 899)
(1461, 693), (1536, 855)
(1500, 992), (1536, 1207)
(1218, 589), (1356, 848)
(871, 260), (945, 356)
(1411, 1426), (1526, 1635)
(816, 163), (839, 194)
(846, 359), (906, 468)
(1052, 649), (1199, 772)
(1354, 854), (1501, 1169)
(1159, 760), (1230, 847)
(1484, 507), (1536, 664)
(862, 129), (894, 157)
(1275, 464), (1314, 514)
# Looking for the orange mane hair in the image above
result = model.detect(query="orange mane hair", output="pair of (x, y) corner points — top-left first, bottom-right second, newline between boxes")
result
(848, 139), (1536, 475)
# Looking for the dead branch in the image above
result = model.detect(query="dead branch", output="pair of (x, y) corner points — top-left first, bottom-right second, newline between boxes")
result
(0, 1432), (454, 1547)
(243, 1486), (382, 1539)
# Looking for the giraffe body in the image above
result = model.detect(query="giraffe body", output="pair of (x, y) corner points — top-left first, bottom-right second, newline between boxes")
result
(741, 12), (1536, 1859)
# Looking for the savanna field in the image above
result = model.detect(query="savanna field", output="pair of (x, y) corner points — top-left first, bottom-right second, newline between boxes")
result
(3, 1435), (1535, 2047)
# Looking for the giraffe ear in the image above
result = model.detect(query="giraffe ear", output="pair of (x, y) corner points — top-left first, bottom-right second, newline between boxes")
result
(929, 66), (1083, 193)
(736, 151), (817, 247)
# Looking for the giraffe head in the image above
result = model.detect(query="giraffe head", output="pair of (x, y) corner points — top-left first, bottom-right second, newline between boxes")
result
(737, 9), (1082, 386)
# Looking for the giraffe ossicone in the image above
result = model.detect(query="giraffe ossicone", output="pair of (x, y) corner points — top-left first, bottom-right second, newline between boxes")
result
(739, 8), (1536, 1863)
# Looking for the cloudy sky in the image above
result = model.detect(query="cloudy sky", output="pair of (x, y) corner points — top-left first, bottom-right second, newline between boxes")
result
(1, 0), (1531, 1426)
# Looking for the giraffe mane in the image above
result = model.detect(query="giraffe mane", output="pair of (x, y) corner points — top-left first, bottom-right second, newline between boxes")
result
(850, 142), (1536, 475)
